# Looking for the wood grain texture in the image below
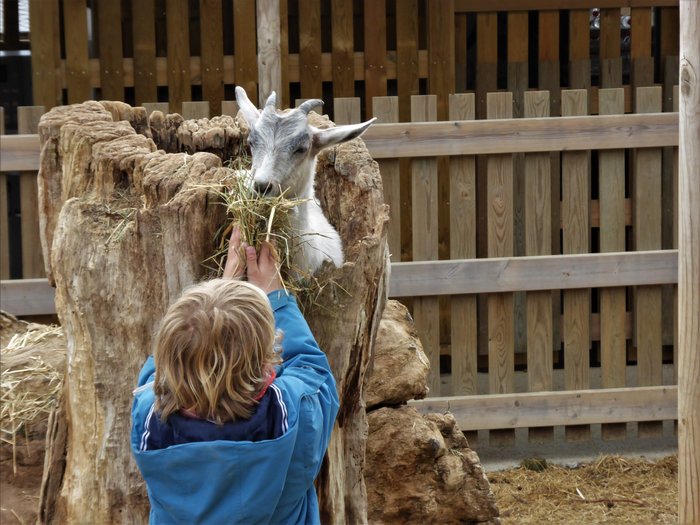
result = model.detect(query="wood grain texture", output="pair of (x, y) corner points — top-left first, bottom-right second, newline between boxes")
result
(132, 0), (158, 105)
(411, 96), (440, 396)
(569, 9), (591, 90)
(166, 0), (190, 113)
(631, 7), (654, 93)
(29, 0), (62, 109)
(678, 3), (700, 519)
(539, 11), (560, 115)
(63, 0), (91, 104)
(331, 0), (354, 99)
(200, 0), (224, 116)
(396, 0), (420, 123)
(333, 97), (361, 124)
(234, 0), (258, 103)
(600, 8), (622, 88)
(97, 0), (124, 100)
(0, 108), (7, 279)
(181, 101), (211, 120)
(476, 13), (498, 119)
(363, 0), (388, 104)
(453, 0), (678, 11)
(257, 0), (281, 102)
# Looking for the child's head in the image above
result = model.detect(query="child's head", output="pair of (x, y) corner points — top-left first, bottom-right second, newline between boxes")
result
(153, 278), (282, 424)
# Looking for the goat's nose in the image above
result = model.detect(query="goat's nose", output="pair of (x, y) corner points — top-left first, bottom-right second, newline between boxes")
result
(253, 181), (273, 196)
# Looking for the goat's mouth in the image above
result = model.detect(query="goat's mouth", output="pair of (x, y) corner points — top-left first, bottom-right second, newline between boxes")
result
(253, 181), (282, 197)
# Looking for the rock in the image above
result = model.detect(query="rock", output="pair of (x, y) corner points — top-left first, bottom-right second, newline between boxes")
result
(365, 406), (500, 525)
(365, 300), (429, 408)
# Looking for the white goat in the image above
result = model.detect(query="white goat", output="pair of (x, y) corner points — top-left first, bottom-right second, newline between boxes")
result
(234, 86), (375, 276)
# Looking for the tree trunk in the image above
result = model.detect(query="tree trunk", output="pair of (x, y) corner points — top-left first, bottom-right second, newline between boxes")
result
(37, 102), (388, 524)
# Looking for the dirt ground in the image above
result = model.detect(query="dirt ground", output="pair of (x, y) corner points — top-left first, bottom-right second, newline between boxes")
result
(1, 439), (678, 525)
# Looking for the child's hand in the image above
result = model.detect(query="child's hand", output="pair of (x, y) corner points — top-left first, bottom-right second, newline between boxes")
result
(223, 225), (246, 279)
(245, 243), (283, 294)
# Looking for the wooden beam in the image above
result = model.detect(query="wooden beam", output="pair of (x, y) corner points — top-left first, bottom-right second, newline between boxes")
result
(388, 250), (678, 297)
(454, 0), (678, 12)
(410, 386), (678, 431)
(1, 279), (56, 316)
(0, 134), (41, 172)
(678, 0), (700, 521)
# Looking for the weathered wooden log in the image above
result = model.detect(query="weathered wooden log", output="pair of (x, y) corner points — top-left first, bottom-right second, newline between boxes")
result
(37, 102), (388, 524)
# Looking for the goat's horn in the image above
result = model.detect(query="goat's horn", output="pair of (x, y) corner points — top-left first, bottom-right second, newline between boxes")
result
(265, 92), (277, 109)
(298, 99), (324, 115)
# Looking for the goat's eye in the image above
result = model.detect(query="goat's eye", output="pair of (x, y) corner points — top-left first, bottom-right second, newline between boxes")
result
(294, 146), (308, 155)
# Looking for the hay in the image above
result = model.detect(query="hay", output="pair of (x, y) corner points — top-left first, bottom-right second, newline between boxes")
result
(489, 454), (678, 524)
(1, 317), (65, 474)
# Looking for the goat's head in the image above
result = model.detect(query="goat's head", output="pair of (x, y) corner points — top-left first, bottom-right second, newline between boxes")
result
(235, 86), (376, 197)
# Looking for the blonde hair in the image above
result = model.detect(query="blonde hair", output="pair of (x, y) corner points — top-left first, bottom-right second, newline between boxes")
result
(153, 278), (282, 425)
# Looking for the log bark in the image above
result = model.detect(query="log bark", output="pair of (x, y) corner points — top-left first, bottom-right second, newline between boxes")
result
(37, 103), (388, 524)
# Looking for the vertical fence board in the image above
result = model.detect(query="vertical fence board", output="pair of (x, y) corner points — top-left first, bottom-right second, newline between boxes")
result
(334, 97), (361, 125)
(672, 86), (679, 385)
(200, 0), (224, 116)
(331, 0), (354, 99)
(29, 0), (62, 109)
(630, 8), (654, 98)
(257, 0), (282, 102)
(364, 0), (388, 105)
(221, 101), (239, 117)
(538, 11), (560, 116)
(133, 0), (158, 105)
(63, 0), (91, 104)
(635, 86), (664, 439)
(569, 9), (591, 91)
(449, 93), (477, 396)
(17, 107), (46, 279)
(234, 0), (259, 103)
(372, 97), (400, 263)
(142, 102), (170, 115)
(561, 89), (591, 442)
(396, 0), (419, 123)
(476, 13), (498, 120)
(0, 107), (8, 279)
(455, 13), (468, 93)
(524, 91), (553, 443)
(279, 0), (290, 107)
(166, 0), (191, 114)
(182, 101), (211, 120)
(487, 92), (514, 446)
(298, 0), (323, 100)
(600, 8), (622, 88)
(411, 95), (440, 396)
(98, 0), (124, 101)
(598, 88), (627, 441)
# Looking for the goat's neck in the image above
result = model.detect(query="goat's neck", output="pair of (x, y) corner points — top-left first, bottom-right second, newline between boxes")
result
(289, 158), (318, 226)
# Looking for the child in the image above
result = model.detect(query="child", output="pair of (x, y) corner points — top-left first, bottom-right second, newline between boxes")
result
(131, 226), (340, 524)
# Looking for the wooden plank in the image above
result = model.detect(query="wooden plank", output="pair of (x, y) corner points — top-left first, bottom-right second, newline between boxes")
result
(63, 0), (91, 104)
(234, 0), (258, 103)
(476, 13), (498, 119)
(279, 0), (289, 107)
(411, 96), (440, 396)
(569, 9), (591, 91)
(634, 86), (663, 439)
(455, 13), (468, 93)
(166, 0), (191, 114)
(630, 7), (654, 97)
(361, 112), (680, 158)
(0, 279), (56, 316)
(427, 0), (455, 121)
(298, 0), (323, 100)
(396, 0), (420, 122)
(508, 12), (529, 119)
(0, 135), (42, 172)
(372, 97), (400, 263)
(257, 0), (282, 102)
(17, 107), (45, 279)
(200, 0), (224, 116)
(182, 101), (211, 120)
(600, 8), (622, 88)
(454, 0), (678, 11)
(29, 0), (62, 109)
(388, 251), (678, 298)
(333, 97), (361, 125)
(0, 108), (8, 279)
(132, 0), (158, 105)
(410, 386), (678, 431)
(142, 102), (170, 116)
(524, 91), (553, 443)
(561, 89), (591, 442)
(330, 0), (354, 99)
(97, 0), (124, 100)
(487, 93), (514, 446)
(363, 0), (388, 105)
(598, 88), (627, 441)
(449, 94), (477, 396)
(539, 11), (561, 116)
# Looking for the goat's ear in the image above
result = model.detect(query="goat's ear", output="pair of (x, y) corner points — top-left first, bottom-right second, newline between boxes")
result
(312, 118), (377, 152)
(235, 86), (260, 127)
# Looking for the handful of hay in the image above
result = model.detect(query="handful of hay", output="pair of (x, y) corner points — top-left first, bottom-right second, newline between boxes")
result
(1, 319), (65, 473)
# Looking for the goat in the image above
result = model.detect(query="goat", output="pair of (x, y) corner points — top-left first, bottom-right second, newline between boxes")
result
(234, 86), (375, 276)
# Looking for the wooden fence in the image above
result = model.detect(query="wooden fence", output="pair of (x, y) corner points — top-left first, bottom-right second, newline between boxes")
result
(0, 84), (679, 444)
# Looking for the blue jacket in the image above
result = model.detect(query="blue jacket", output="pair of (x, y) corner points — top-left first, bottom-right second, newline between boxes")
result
(131, 290), (340, 525)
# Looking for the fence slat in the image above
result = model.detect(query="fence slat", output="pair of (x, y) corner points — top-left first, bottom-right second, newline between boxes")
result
(0, 108), (8, 279)
(200, 0), (224, 117)
(363, 0), (388, 104)
(476, 12), (498, 119)
(18, 107), (46, 279)
(524, 91), (553, 443)
(298, 0), (323, 100)
(411, 95), (440, 396)
(600, 8), (623, 88)
(569, 9), (591, 90)
(63, 0), (91, 104)
(635, 86), (664, 439)
(449, 94), (477, 396)
(333, 97), (360, 125)
(539, 10), (561, 115)
(631, 7), (654, 96)
(29, 0), (62, 109)
(182, 101), (211, 120)
(487, 92), (515, 446)
(97, 0), (124, 100)
(166, 0), (191, 114)
(331, 0), (354, 99)
(599, 87), (627, 441)
(561, 89), (591, 442)
(396, 0), (419, 123)
(133, 0), (157, 105)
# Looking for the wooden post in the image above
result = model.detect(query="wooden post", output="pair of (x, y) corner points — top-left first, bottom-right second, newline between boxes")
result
(678, 1), (700, 522)
(257, 0), (282, 103)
